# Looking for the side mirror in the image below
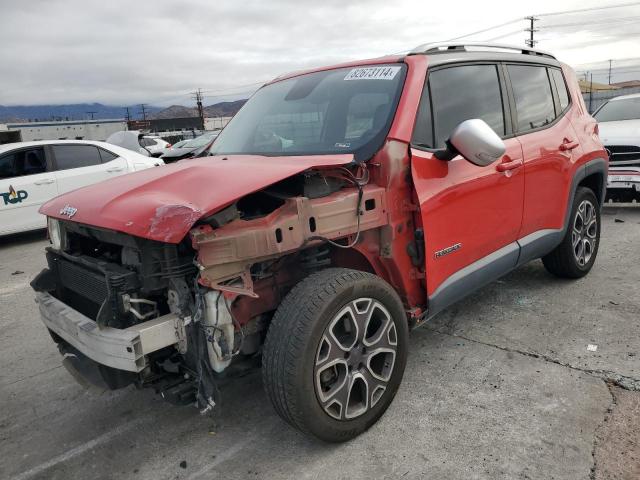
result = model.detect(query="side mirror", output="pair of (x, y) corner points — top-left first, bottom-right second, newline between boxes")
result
(435, 119), (505, 167)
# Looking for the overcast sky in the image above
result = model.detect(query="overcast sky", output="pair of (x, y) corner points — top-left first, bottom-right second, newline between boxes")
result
(1, 0), (639, 106)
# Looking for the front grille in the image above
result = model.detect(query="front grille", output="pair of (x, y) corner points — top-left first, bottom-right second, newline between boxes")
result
(57, 257), (109, 304)
(606, 145), (640, 168)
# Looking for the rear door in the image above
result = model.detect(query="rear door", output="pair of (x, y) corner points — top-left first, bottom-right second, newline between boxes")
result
(0, 146), (58, 234)
(52, 144), (128, 194)
(505, 64), (580, 241)
(410, 63), (524, 314)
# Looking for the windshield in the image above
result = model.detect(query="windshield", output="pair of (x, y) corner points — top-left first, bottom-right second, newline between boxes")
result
(594, 97), (640, 122)
(210, 64), (407, 160)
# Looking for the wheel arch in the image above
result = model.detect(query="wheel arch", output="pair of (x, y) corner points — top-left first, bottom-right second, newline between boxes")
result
(577, 166), (606, 208)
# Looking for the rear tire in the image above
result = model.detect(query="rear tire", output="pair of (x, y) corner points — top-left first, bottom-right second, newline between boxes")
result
(542, 187), (600, 278)
(262, 268), (409, 442)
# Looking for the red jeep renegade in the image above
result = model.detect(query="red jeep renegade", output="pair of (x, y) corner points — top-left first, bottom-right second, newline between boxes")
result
(32, 43), (607, 442)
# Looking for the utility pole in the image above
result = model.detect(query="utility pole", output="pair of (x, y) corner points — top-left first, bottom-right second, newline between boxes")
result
(86, 111), (97, 120)
(124, 107), (131, 122)
(139, 104), (148, 121)
(524, 16), (539, 48)
(608, 59), (613, 84)
(193, 89), (205, 130)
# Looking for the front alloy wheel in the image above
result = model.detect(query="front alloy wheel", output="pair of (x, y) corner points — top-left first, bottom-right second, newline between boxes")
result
(314, 298), (398, 420)
(262, 268), (408, 442)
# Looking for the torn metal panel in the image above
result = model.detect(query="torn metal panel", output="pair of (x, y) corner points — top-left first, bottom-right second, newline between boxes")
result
(190, 185), (388, 295)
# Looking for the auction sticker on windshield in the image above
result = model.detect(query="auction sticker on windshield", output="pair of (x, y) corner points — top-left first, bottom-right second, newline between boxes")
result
(344, 66), (401, 80)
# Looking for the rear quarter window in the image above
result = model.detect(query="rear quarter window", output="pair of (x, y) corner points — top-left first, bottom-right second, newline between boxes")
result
(550, 68), (570, 111)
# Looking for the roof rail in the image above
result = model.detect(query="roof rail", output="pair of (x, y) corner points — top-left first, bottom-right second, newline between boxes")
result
(410, 42), (556, 60)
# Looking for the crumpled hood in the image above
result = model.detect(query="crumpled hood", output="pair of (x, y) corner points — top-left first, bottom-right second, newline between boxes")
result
(598, 119), (640, 146)
(41, 154), (353, 243)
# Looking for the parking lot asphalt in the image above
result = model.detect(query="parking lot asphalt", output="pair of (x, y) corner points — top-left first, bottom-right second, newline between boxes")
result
(1, 206), (638, 480)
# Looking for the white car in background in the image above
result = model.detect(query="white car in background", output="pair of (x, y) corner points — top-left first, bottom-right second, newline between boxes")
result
(106, 131), (171, 158)
(0, 140), (163, 236)
(594, 93), (640, 202)
(141, 136), (171, 157)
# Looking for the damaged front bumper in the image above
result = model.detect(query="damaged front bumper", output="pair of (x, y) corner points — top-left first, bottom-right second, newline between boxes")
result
(35, 291), (185, 373)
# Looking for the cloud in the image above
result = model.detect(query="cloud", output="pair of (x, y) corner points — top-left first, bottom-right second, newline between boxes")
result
(1, 0), (639, 106)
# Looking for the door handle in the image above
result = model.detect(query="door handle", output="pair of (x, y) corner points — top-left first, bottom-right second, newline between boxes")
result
(559, 139), (579, 151)
(496, 158), (523, 172)
(34, 178), (54, 185)
(106, 167), (125, 173)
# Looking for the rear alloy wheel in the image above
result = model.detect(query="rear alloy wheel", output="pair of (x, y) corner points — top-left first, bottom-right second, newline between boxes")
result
(262, 268), (408, 442)
(542, 186), (601, 278)
(571, 199), (597, 267)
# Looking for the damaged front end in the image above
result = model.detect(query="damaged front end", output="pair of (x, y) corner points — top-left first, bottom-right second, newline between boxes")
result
(31, 165), (389, 414)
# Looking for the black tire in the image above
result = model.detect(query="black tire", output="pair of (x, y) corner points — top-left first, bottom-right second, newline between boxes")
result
(262, 268), (409, 442)
(542, 186), (601, 278)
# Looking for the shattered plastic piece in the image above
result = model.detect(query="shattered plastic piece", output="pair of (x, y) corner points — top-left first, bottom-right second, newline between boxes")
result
(587, 344), (598, 352)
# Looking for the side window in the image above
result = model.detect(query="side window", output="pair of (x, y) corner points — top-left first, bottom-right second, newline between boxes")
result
(550, 68), (570, 111)
(98, 148), (119, 162)
(508, 65), (556, 131)
(52, 145), (102, 170)
(0, 148), (47, 179)
(414, 64), (505, 148)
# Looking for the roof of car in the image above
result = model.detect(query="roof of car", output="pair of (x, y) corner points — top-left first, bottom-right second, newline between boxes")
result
(0, 139), (115, 154)
(608, 92), (640, 101)
(268, 43), (561, 84)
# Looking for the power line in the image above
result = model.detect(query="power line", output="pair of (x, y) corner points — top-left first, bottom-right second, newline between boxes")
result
(538, 15), (640, 29)
(445, 17), (522, 41)
(536, 1), (640, 17)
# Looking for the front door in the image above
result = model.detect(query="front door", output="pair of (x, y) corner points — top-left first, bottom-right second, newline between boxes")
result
(410, 63), (525, 316)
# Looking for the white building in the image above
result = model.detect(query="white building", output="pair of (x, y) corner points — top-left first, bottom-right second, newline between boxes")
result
(204, 116), (232, 131)
(3, 118), (127, 142)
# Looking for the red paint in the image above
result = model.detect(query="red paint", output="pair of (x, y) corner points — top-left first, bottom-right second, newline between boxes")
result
(39, 154), (352, 243)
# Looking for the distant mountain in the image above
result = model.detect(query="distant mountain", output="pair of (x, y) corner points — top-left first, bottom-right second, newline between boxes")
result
(204, 100), (247, 117)
(0, 103), (161, 122)
(149, 105), (198, 119)
(149, 100), (248, 120)
(0, 100), (247, 123)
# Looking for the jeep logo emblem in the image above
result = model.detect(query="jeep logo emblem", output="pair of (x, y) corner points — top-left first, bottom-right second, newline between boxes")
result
(1, 185), (28, 205)
(59, 205), (78, 218)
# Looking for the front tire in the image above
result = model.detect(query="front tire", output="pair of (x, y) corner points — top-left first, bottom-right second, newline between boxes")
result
(542, 186), (600, 278)
(262, 268), (409, 442)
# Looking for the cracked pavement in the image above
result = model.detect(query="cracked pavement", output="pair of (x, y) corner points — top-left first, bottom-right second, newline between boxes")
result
(1, 205), (638, 480)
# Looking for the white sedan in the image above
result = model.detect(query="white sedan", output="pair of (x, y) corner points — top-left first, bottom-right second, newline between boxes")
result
(0, 140), (163, 236)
